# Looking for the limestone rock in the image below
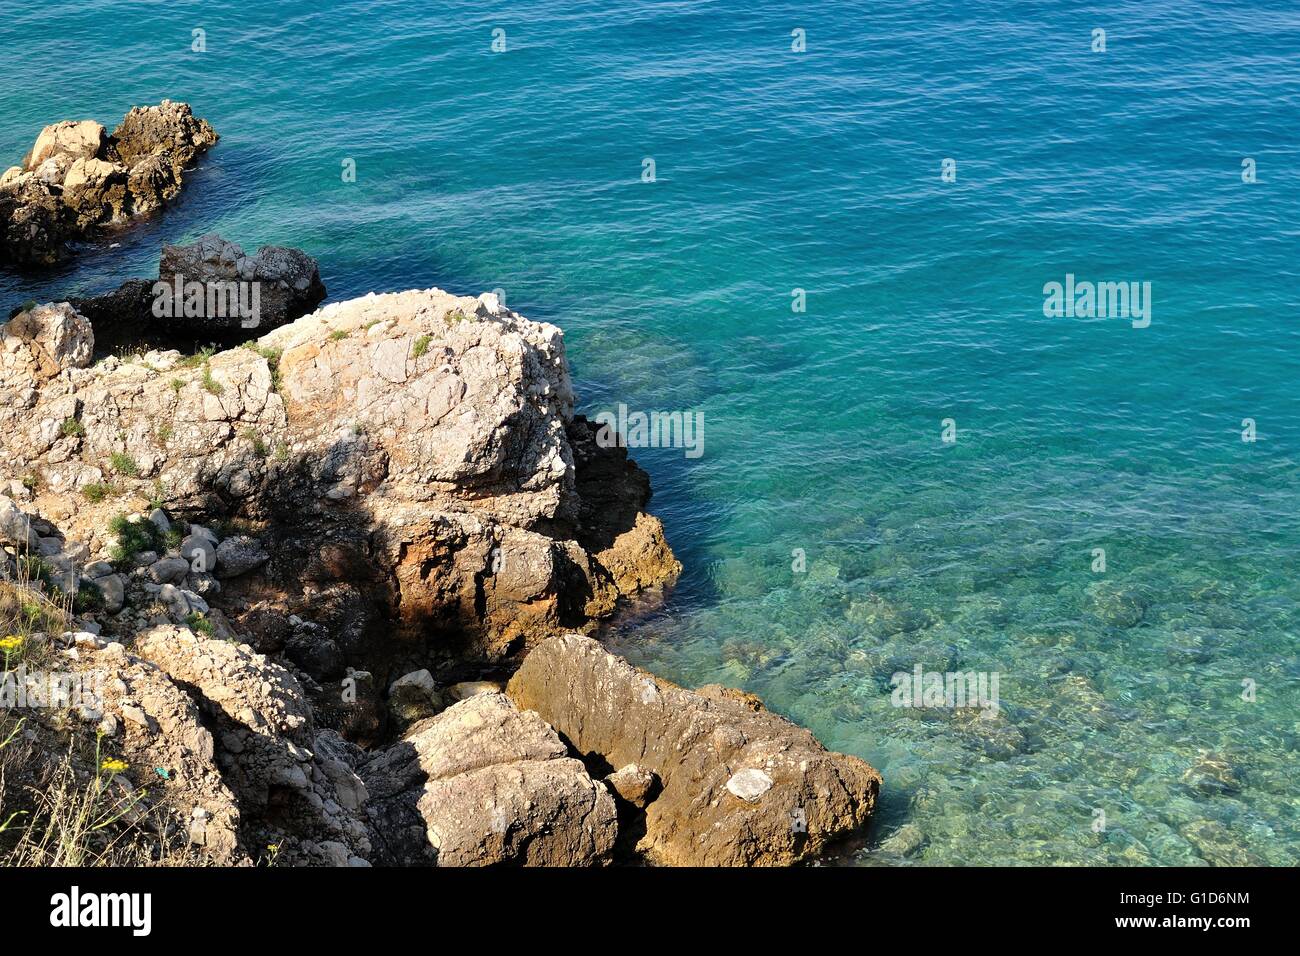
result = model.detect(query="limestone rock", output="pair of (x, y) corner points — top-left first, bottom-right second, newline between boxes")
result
(179, 534), (216, 575)
(93, 573), (125, 613)
(507, 634), (881, 866)
(132, 625), (371, 864)
(0, 101), (216, 264)
(387, 669), (443, 724)
(214, 534), (269, 578)
(2, 289), (677, 667)
(27, 120), (106, 169)
(419, 756), (617, 867)
(0, 303), (94, 387)
(0, 494), (39, 551)
(360, 693), (616, 867)
(605, 764), (656, 808)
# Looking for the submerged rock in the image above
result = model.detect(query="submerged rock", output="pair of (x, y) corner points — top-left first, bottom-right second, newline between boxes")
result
(507, 634), (881, 866)
(1181, 752), (1245, 797)
(1084, 580), (1149, 628)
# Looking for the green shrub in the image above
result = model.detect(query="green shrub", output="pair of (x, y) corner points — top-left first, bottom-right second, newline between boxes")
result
(175, 346), (216, 370)
(201, 364), (223, 396)
(108, 452), (138, 478)
(71, 582), (104, 615)
(82, 483), (118, 504)
(107, 514), (160, 564)
(60, 417), (85, 438)
(412, 335), (432, 359)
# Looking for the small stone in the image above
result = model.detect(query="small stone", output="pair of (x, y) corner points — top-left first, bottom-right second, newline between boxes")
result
(388, 669), (442, 722)
(147, 557), (190, 584)
(188, 524), (219, 546)
(36, 535), (64, 557)
(148, 508), (171, 533)
(446, 680), (503, 702)
(879, 823), (927, 857)
(179, 535), (216, 574)
(725, 768), (774, 803)
(187, 571), (222, 597)
(83, 560), (114, 579)
(604, 764), (657, 808)
(93, 574), (125, 613)
(0, 494), (39, 551)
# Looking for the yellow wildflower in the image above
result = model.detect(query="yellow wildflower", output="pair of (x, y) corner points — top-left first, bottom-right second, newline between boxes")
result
(0, 636), (23, 652)
(100, 758), (129, 774)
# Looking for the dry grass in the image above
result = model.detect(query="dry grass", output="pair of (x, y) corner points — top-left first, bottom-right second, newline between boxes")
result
(0, 572), (200, 866)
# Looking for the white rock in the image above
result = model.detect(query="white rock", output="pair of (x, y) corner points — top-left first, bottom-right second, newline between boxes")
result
(725, 768), (774, 803)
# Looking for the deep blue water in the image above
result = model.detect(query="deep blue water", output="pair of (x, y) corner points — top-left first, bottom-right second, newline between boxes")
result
(2, 0), (1297, 865)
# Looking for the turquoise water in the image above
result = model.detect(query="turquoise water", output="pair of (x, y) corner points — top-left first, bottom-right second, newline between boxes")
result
(2, 1), (1297, 865)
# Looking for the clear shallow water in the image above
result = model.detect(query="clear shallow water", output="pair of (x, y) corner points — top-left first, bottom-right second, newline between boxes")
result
(2, 1), (1297, 865)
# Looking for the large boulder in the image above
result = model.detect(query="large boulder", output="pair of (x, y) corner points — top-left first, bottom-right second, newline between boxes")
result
(107, 100), (219, 174)
(131, 625), (372, 866)
(62, 157), (130, 229)
(159, 233), (327, 332)
(0, 302), (94, 387)
(507, 634), (882, 866)
(28, 120), (106, 169)
(71, 234), (327, 347)
(0, 101), (217, 264)
(359, 693), (617, 866)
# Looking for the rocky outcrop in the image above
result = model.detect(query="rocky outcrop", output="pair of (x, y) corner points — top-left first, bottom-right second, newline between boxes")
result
(71, 234), (327, 351)
(507, 634), (881, 866)
(0, 101), (217, 265)
(0, 290), (677, 691)
(0, 302), (94, 386)
(50, 629), (244, 863)
(0, 271), (881, 868)
(359, 693), (616, 866)
(130, 625), (371, 865)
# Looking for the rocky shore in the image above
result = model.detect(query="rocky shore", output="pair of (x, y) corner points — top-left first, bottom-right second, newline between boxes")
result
(0, 104), (880, 868)
(0, 101), (217, 265)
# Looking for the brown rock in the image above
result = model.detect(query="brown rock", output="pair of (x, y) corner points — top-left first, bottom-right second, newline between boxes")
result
(359, 693), (617, 866)
(507, 634), (881, 866)
(0, 101), (216, 264)
(27, 120), (106, 169)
